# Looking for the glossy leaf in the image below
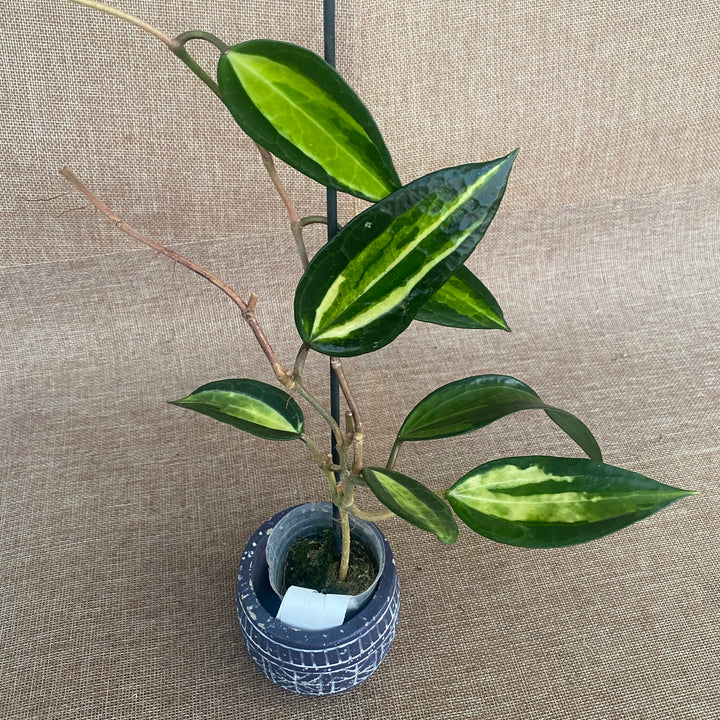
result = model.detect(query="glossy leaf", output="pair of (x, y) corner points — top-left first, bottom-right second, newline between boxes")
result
(217, 40), (401, 202)
(169, 378), (304, 441)
(396, 374), (602, 461)
(295, 152), (518, 356)
(446, 456), (695, 548)
(416, 265), (509, 330)
(362, 467), (459, 544)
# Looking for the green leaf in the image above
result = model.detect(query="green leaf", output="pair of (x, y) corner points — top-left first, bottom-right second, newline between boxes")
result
(362, 467), (459, 544)
(396, 375), (602, 461)
(446, 456), (696, 548)
(169, 378), (304, 441)
(217, 40), (401, 202)
(295, 152), (518, 356)
(416, 265), (510, 330)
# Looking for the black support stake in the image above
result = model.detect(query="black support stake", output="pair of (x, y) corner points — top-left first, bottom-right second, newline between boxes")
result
(324, 0), (343, 558)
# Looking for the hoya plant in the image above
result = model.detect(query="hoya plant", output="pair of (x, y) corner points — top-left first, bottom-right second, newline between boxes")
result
(63, 1), (694, 585)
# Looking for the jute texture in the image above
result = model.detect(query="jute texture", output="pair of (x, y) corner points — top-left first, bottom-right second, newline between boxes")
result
(2, 2), (718, 718)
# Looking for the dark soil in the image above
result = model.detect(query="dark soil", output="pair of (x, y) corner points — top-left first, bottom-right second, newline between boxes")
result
(282, 528), (378, 596)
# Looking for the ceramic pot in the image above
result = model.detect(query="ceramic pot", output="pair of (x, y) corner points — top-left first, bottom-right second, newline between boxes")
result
(236, 503), (400, 695)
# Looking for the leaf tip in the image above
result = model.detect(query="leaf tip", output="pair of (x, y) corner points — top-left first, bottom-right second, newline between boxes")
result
(439, 527), (460, 545)
(660, 482), (698, 500)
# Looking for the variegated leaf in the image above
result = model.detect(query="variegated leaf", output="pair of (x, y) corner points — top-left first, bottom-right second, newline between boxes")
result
(396, 374), (602, 461)
(362, 467), (459, 544)
(295, 152), (518, 356)
(446, 456), (695, 548)
(416, 265), (509, 330)
(217, 40), (401, 202)
(169, 378), (304, 441)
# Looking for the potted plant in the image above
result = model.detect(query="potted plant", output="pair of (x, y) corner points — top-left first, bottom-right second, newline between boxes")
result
(61, 1), (696, 696)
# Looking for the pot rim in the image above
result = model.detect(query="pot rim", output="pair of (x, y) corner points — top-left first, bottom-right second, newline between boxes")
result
(266, 501), (385, 613)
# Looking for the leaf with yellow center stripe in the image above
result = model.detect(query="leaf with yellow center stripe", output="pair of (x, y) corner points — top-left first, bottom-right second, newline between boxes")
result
(446, 456), (696, 548)
(217, 40), (401, 202)
(295, 151), (518, 356)
(362, 467), (459, 544)
(169, 379), (304, 441)
(417, 265), (510, 330)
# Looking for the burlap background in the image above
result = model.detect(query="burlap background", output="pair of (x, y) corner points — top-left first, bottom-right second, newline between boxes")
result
(2, 1), (718, 718)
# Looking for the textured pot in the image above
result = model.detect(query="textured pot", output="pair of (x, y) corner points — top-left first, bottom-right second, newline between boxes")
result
(236, 504), (400, 695)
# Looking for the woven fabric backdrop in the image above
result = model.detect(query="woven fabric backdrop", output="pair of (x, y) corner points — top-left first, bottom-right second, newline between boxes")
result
(2, 1), (718, 718)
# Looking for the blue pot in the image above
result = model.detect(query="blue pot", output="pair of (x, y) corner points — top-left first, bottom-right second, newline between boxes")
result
(236, 504), (401, 695)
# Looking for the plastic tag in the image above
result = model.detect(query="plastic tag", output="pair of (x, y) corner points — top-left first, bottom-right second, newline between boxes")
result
(276, 585), (351, 631)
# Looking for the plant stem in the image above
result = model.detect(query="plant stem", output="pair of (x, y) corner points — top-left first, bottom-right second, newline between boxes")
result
(292, 346), (360, 489)
(339, 479), (357, 507)
(337, 508), (351, 582)
(344, 410), (355, 442)
(171, 45), (222, 100)
(300, 436), (340, 501)
(67, 0), (302, 269)
(292, 379), (347, 470)
(330, 357), (365, 476)
(59, 167), (294, 388)
(340, 479), (395, 522)
(175, 30), (228, 53)
(66, 1), (224, 101)
(66, 0), (176, 48)
(293, 343), (311, 380)
(346, 505), (395, 522)
(292, 345), (351, 476)
(256, 146), (310, 269)
(299, 215), (328, 227)
(386, 439), (402, 470)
